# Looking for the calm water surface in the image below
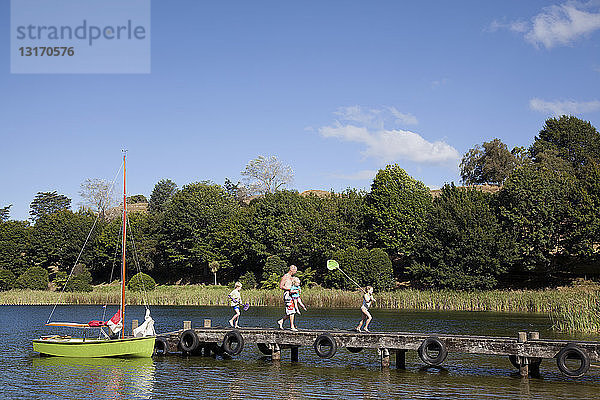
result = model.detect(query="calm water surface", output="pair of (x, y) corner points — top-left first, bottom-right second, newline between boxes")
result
(1, 305), (599, 399)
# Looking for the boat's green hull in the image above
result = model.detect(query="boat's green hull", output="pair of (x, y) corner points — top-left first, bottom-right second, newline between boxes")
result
(33, 336), (155, 358)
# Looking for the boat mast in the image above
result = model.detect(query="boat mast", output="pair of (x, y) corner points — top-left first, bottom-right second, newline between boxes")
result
(121, 150), (127, 339)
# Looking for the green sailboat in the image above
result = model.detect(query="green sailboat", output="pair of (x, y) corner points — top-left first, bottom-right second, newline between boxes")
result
(33, 152), (155, 358)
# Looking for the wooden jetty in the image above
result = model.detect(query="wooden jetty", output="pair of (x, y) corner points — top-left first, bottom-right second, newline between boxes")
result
(149, 319), (600, 378)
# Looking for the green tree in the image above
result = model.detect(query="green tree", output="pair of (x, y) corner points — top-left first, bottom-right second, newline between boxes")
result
(128, 194), (148, 204)
(531, 116), (600, 174)
(498, 163), (593, 276)
(242, 189), (368, 282)
(0, 269), (15, 291)
(29, 210), (96, 273)
(245, 191), (304, 268)
(64, 266), (93, 292)
(238, 271), (257, 289)
(149, 179), (178, 214)
(365, 165), (432, 263)
(460, 138), (526, 185)
(262, 255), (287, 280)
(325, 247), (394, 291)
(209, 260), (220, 285)
(93, 212), (156, 283)
(156, 182), (238, 282)
(0, 220), (31, 276)
(128, 272), (156, 292)
(224, 178), (249, 204)
(0, 205), (12, 222)
(30, 191), (71, 222)
(409, 185), (510, 290)
(52, 270), (68, 291)
(14, 266), (49, 290)
(530, 116), (600, 252)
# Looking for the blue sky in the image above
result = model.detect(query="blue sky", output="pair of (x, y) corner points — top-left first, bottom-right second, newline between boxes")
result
(2, 0), (600, 221)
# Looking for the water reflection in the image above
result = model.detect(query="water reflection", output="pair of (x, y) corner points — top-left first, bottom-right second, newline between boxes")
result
(31, 357), (155, 399)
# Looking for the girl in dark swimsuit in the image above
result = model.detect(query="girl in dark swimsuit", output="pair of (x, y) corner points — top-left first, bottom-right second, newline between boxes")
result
(356, 286), (374, 332)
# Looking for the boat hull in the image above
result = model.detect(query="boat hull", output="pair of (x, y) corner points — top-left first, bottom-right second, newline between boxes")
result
(33, 336), (155, 358)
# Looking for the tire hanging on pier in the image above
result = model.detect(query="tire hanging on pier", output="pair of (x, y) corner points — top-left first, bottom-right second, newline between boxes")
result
(418, 337), (448, 366)
(314, 333), (337, 359)
(153, 337), (169, 356)
(347, 347), (363, 353)
(222, 330), (245, 356)
(556, 344), (590, 377)
(179, 329), (200, 353)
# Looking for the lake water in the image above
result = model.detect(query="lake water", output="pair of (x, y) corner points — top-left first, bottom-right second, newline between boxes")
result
(2, 305), (599, 399)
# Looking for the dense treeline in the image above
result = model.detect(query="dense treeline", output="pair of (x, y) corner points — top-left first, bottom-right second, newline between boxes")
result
(1, 116), (599, 291)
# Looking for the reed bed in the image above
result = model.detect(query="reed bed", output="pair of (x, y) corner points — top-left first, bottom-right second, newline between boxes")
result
(549, 292), (600, 334)
(0, 285), (592, 310)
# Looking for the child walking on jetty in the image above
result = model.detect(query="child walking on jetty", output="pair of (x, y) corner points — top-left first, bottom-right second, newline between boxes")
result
(229, 282), (243, 328)
(290, 277), (307, 314)
(356, 286), (375, 332)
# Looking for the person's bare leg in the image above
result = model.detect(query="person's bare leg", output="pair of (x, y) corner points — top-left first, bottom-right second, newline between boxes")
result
(363, 310), (372, 332)
(356, 317), (364, 332)
(278, 315), (288, 329)
(290, 314), (297, 331)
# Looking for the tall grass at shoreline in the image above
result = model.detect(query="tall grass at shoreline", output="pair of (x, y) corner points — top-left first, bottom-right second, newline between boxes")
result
(2, 285), (598, 333)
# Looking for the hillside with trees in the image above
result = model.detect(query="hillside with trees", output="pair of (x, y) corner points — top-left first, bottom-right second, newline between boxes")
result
(1, 117), (599, 292)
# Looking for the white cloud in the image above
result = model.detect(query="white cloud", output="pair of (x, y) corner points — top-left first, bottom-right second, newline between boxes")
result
(489, 19), (529, 33)
(387, 107), (419, 126)
(333, 105), (418, 128)
(526, 3), (600, 48)
(492, 2), (600, 48)
(529, 97), (600, 115)
(431, 78), (449, 89)
(319, 107), (460, 165)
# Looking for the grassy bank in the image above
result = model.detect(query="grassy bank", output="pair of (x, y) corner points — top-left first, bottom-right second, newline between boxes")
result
(2, 284), (598, 333)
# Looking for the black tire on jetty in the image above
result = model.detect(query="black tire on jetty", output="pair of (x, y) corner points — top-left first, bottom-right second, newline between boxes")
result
(257, 343), (273, 355)
(347, 347), (363, 353)
(153, 337), (169, 356)
(179, 329), (200, 353)
(418, 337), (448, 366)
(314, 333), (337, 359)
(222, 330), (245, 356)
(556, 344), (590, 377)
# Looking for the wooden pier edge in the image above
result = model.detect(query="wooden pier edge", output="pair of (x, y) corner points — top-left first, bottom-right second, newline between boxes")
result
(155, 322), (600, 378)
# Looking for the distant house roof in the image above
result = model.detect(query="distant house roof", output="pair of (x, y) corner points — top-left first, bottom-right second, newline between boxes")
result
(104, 202), (148, 220)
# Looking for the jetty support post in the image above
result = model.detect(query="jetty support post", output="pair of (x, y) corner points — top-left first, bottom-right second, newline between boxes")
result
(131, 319), (138, 335)
(183, 321), (192, 330)
(380, 348), (390, 368)
(271, 343), (281, 361)
(291, 346), (299, 362)
(518, 331), (528, 377)
(204, 319), (212, 328)
(528, 332), (540, 376)
(395, 349), (407, 369)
